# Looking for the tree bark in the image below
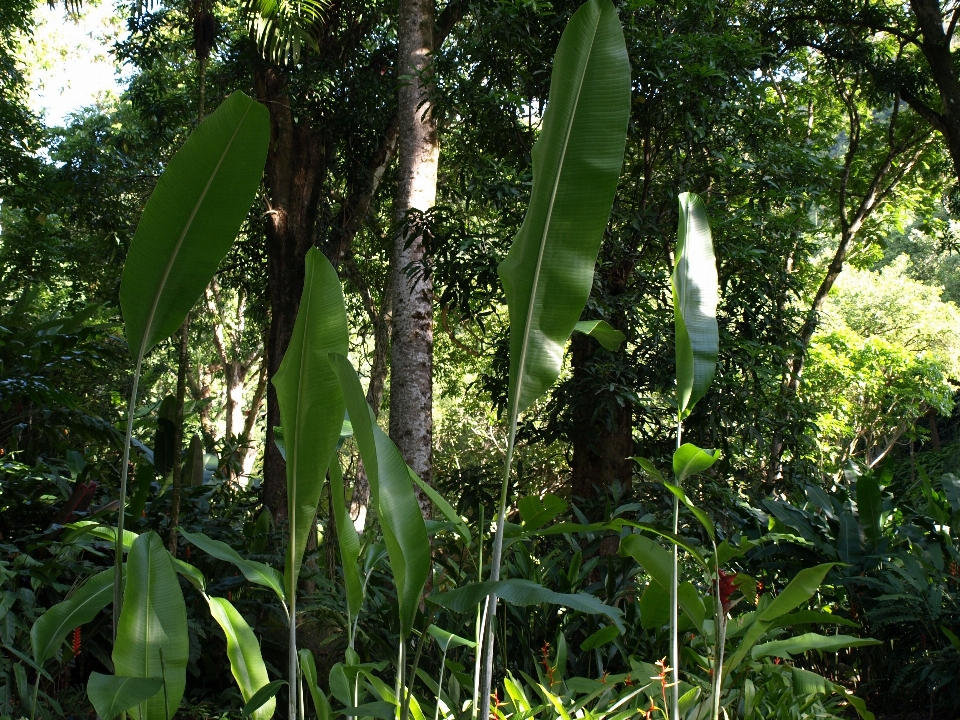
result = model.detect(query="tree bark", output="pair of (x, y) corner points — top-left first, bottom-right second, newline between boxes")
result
(570, 332), (633, 518)
(391, 0), (439, 516)
(254, 66), (326, 521)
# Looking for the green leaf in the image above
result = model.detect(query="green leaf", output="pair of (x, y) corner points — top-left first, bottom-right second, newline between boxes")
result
(837, 505), (863, 564)
(179, 530), (285, 609)
(430, 579), (624, 632)
(497, 0), (630, 425)
(941, 473), (960, 513)
(272, 248), (350, 604)
(518, 494), (567, 531)
(411, 470), (472, 543)
(330, 353), (430, 640)
(672, 443), (718, 484)
(299, 649), (331, 720)
(941, 625), (960, 651)
(632, 457), (665, 483)
(170, 558), (206, 594)
(64, 521), (138, 552)
(758, 564), (836, 623)
(842, 688), (876, 720)
(768, 610), (859, 630)
(241, 680), (286, 718)
(856, 472), (882, 546)
(206, 597), (275, 720)
(113, 531), (189, 720)
(618, 534), (671, 590)
(672, 192), (718, 416)
(119, 91), (269, 361)
(751, 633), (880, 660)
(329, 457), (363, 624)
(573, 320), (625, 351)
(639, 581), (669, 630)
(580, 624), (619, 651)
(86, 673), (164, 720)
(427, 625), (477, 652)
(32, 566), (120, 666)
(791, 668), (830, 696)
(662, 483), (714, 540)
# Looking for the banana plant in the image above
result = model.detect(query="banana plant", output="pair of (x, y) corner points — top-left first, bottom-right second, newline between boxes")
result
(114, 89), (269, 632)
(479, 0), (631, 715)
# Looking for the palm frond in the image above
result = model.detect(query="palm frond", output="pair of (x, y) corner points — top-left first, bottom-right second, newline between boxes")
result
(244, 0), (329, 65)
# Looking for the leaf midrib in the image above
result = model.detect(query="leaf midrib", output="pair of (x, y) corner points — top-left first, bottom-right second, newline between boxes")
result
(136, 102), (253, 362)
(511, 7), (603, 426)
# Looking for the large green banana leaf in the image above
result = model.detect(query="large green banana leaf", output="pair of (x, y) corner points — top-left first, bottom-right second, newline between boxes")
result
(111, 531), (189, 720)
(272, 247), (349, 602)
(497, 0), (630, 426)
(672, 192), (718, 417)
(330, 353), (430, 640)
(206, 596), (275, 720)
(32, 566), (120, 666)
(86, 673), (165, 720)
(119, 90), (269, 361)
(329, 457), (363, 629)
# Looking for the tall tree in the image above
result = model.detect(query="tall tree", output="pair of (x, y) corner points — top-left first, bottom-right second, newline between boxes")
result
(391, 0), (439, 505)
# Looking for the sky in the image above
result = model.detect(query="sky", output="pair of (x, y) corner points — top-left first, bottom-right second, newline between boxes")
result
(23, 0), (125, 127)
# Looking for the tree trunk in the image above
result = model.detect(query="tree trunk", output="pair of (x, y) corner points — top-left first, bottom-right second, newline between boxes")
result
(569, 332), (633, 518)
(391, 0), (439, 516)
(254, 66), (326, 521)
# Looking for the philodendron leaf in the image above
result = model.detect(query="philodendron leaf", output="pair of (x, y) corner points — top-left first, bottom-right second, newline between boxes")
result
(87, 673), (164, 720)
(430, 578), (624, 632)
(497, 0), (630, 426)
(672, 192), (718, 417)
(32, 566), (120, 666)
(272, 248), (349, 604)
(330, 352), (430, 641)
(672, 443), (718, 484)
(206, 597), (275, 720)
(119, 91), (269, 362)
(573, 320), (625, 351)
(113, 531), (189, 720)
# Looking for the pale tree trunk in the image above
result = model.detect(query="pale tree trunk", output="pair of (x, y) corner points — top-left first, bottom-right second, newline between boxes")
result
(391, 0), (439, 519)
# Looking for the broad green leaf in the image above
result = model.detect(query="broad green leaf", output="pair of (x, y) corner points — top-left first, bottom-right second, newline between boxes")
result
(677, 582), (705, 633)
(791, 668), (830, 696)
(837, 505), (863, 564)
(618, 534), (671, 590)
(751, 633), (880, 660)
(330, 353), (430, 640)
(941, 473), (960, 513)
(299, 649), (331, 720)
(856, 472), (882, 546)
(411, 470), (472, 544)
(119, 91), (269, 360)
(179, 530), (285, 608)
(941, 625), (960, 651)
(497, 0), (630, 425)
(639, 581), (669, 630)
(427, 625), (477, 652)
(672, 444), (718, 484)
(241, 680), (286, 718)
(573, 320), (625, 351)
(170, 558), (206, 594)
(672, 192), (718, 416)
(32, 566), (120, 666)
(206, 597), (275, 720)
(632, 457), (665, 483)
(758, 563), (835, 623)
(430, 578), (624, 632)
(272, 248), (349, 603)
(113, 531), (189, 720)
(86, 673), (164, 720)
(518, 494), (567, 531)
(540, 519), (708, 567)
(580, 624), (619, 650)
(64, 521), (138, 552)
(842, 688), (876, 720)
(662, 483), (714, 539)
(329, 457), (363, 624)
(768, 610), (859, 630)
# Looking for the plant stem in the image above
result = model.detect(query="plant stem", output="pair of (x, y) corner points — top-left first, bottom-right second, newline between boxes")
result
(670, 419), (681, 720)
(168, 314), (190, 554)
(479, 424), (516, 720)
(114, 355), (143, 640)
(289, 591), (297, 720)
(434, 647), (449, 720)
(471, 506), (484, 720)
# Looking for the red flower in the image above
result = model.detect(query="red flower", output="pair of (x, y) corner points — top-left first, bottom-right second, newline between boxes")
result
(718, 570), (738, 612)
(72, 627), (81, 657)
